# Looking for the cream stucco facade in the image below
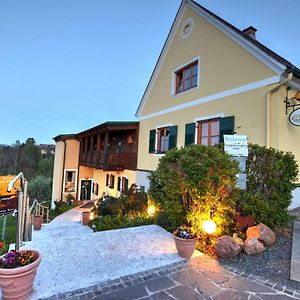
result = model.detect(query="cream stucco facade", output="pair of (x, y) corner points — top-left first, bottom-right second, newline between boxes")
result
(135, 0), (300, 207)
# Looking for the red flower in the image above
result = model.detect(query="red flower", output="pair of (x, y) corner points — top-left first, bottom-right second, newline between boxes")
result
(0, 241), (3, 249)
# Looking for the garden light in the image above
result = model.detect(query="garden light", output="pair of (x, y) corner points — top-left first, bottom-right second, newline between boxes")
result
(89, 212), (95, 221)
(147, 205), (156, 216)
(202, 220), (216, 234)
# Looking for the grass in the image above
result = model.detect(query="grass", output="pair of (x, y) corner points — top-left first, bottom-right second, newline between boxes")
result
(0, 215), (17, 254)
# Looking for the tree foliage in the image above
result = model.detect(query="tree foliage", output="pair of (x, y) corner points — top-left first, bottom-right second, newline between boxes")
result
(27, 175), (52, 203)
(148, 144), (240, 253)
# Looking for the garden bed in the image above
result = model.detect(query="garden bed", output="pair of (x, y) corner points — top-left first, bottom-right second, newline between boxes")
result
(219, 223), (300, 291)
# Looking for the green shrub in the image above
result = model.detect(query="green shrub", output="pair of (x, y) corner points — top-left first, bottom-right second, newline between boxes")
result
(148, 144), (240, 253)
(237, 144), (298, 227)
(99, 196), (122, 216)
(98, 186), (148, 216)
(90, 213), (154, 232)
(28, 175), (52, 202)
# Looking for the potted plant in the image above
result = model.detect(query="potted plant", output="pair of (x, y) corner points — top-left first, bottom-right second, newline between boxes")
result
(32, 214), (43, 230)
(0, 245), (42, 300)
(173, 225), (197, 258)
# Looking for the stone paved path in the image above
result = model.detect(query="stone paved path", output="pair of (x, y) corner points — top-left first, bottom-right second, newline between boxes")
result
(291, 219), (300, 282)
(44, 254), (300, 300)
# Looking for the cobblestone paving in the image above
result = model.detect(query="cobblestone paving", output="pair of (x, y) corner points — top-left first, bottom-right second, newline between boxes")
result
(42, 254), (300, 300)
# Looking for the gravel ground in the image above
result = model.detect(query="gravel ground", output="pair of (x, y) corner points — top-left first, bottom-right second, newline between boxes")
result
(219, 222), (300, 291)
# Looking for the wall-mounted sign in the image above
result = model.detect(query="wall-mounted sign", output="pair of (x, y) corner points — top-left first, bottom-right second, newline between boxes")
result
(289, 108), (300, 127)
(224, 135), (248, 157)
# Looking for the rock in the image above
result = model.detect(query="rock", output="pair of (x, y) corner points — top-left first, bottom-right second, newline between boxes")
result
(246, 223), (276, 246)
(215, 236), (242, 258)
(233, 233), (244, 248)
(243, 237), (265, 255)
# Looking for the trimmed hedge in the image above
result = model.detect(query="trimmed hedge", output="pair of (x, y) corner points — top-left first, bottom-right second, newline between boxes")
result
(237, 144), (298, 227)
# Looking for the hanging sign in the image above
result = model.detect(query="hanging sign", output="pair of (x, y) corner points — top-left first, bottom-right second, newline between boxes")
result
(0, 196), (18, 216)
(289, 108), (300, 127)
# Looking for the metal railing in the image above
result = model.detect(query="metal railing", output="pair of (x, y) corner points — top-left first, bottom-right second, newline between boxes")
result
(30, 199), (49, 223)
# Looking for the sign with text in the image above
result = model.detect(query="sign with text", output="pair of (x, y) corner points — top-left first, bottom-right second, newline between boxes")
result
(224, 135), (248, 157)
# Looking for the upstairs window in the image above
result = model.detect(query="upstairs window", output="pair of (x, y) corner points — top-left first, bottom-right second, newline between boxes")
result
(175, 61), (198, 94)
(157, 127), (169, 153)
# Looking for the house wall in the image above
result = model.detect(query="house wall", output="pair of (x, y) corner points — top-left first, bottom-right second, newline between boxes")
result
(140, 5), (276, 117)
(51, 141), (65, 203)
(138, 86), (267, 171)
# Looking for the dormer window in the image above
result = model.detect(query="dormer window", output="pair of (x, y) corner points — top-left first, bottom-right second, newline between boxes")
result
(175, 61), (198, 94)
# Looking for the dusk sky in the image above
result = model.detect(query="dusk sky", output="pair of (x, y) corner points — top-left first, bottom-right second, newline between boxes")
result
(1, 0), (299, 145)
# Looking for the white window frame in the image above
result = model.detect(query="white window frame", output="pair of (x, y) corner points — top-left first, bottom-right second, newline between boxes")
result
(154, 123), (173, 156)
(63, 169), (78, 194)
(171, 57), (200, 96)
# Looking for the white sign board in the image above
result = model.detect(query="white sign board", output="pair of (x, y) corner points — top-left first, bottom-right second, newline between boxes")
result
(289, 108), (300, 127)
(224, 135), (248, 157)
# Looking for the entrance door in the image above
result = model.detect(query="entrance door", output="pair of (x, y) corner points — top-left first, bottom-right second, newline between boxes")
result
(80, 180), (92, 201)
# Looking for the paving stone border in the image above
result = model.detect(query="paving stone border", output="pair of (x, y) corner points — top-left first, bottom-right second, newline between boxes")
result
(41, 261), (187, 300)
(225, 265), (300, 298)
(41, 258), (300, 300)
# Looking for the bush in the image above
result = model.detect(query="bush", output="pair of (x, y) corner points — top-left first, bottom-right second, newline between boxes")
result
(98, 186), (148, 216)
(237, 144), (298, 227)
(90, 213), (154, 232)
(148, 144), (240, 253)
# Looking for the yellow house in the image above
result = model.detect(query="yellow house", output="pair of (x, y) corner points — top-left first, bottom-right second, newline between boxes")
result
(134, 0), (300, 207)
(51, 121), (139, 203)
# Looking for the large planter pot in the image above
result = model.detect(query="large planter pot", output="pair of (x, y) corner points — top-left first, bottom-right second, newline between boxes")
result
(173, 234), (197, 258)
(82, 211), (90, 225)
(32, 215), (43, 231)
(0, 250), (42, 300)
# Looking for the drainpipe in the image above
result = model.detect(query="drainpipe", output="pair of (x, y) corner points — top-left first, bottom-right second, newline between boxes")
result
(266, 72), (293, 148)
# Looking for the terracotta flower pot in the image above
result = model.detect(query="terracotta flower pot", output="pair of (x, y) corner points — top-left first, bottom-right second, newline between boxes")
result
(0, 250), (42, 300)
(32, 215), (43, 231)
(173, 234), (197, 258)
(82, 211), (90, 225)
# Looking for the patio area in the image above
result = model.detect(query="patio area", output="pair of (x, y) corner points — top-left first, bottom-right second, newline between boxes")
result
(19, 207), (186, 299)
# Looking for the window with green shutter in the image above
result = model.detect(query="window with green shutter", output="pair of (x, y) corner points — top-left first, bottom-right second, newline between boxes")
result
(149, 129), (156, 153)
(169, 126), (177, 150)
(185, 123), (195, 146)
(219, 116), (235, 143)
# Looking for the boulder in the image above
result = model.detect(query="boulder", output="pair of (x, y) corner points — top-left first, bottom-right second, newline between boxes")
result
(233, 233), (244, 248)
(246, 223), (276, 246)
(215, 236), (242, 258)
(243, 237), (265, 255)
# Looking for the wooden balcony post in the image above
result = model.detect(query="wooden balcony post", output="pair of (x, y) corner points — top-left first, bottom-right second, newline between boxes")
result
(96, 132), (102, 166)
(103, 131), (110, 169)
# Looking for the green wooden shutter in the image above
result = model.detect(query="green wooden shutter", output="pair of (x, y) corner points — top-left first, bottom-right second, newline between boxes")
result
(117, 177), (121, 191)
(149, 129), (156, 153)
(219, 116), (235, 143)
(185, 123), (195, 146)
(106, 174), (109, 187)
(111, 175), (115, 189)
(168, 126), (178, 150)
(125, 178), (129, 192)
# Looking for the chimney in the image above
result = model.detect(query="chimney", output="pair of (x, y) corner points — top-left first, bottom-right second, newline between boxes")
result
(242, 26), (257, 39)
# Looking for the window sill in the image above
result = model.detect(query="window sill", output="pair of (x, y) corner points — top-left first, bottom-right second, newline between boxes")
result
(171, 85), (199, 98)
(154, 152), (166, 157)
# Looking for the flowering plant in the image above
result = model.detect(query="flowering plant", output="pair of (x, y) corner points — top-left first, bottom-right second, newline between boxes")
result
(0, 249), (36, 269)
(173, 225), (196, 239)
